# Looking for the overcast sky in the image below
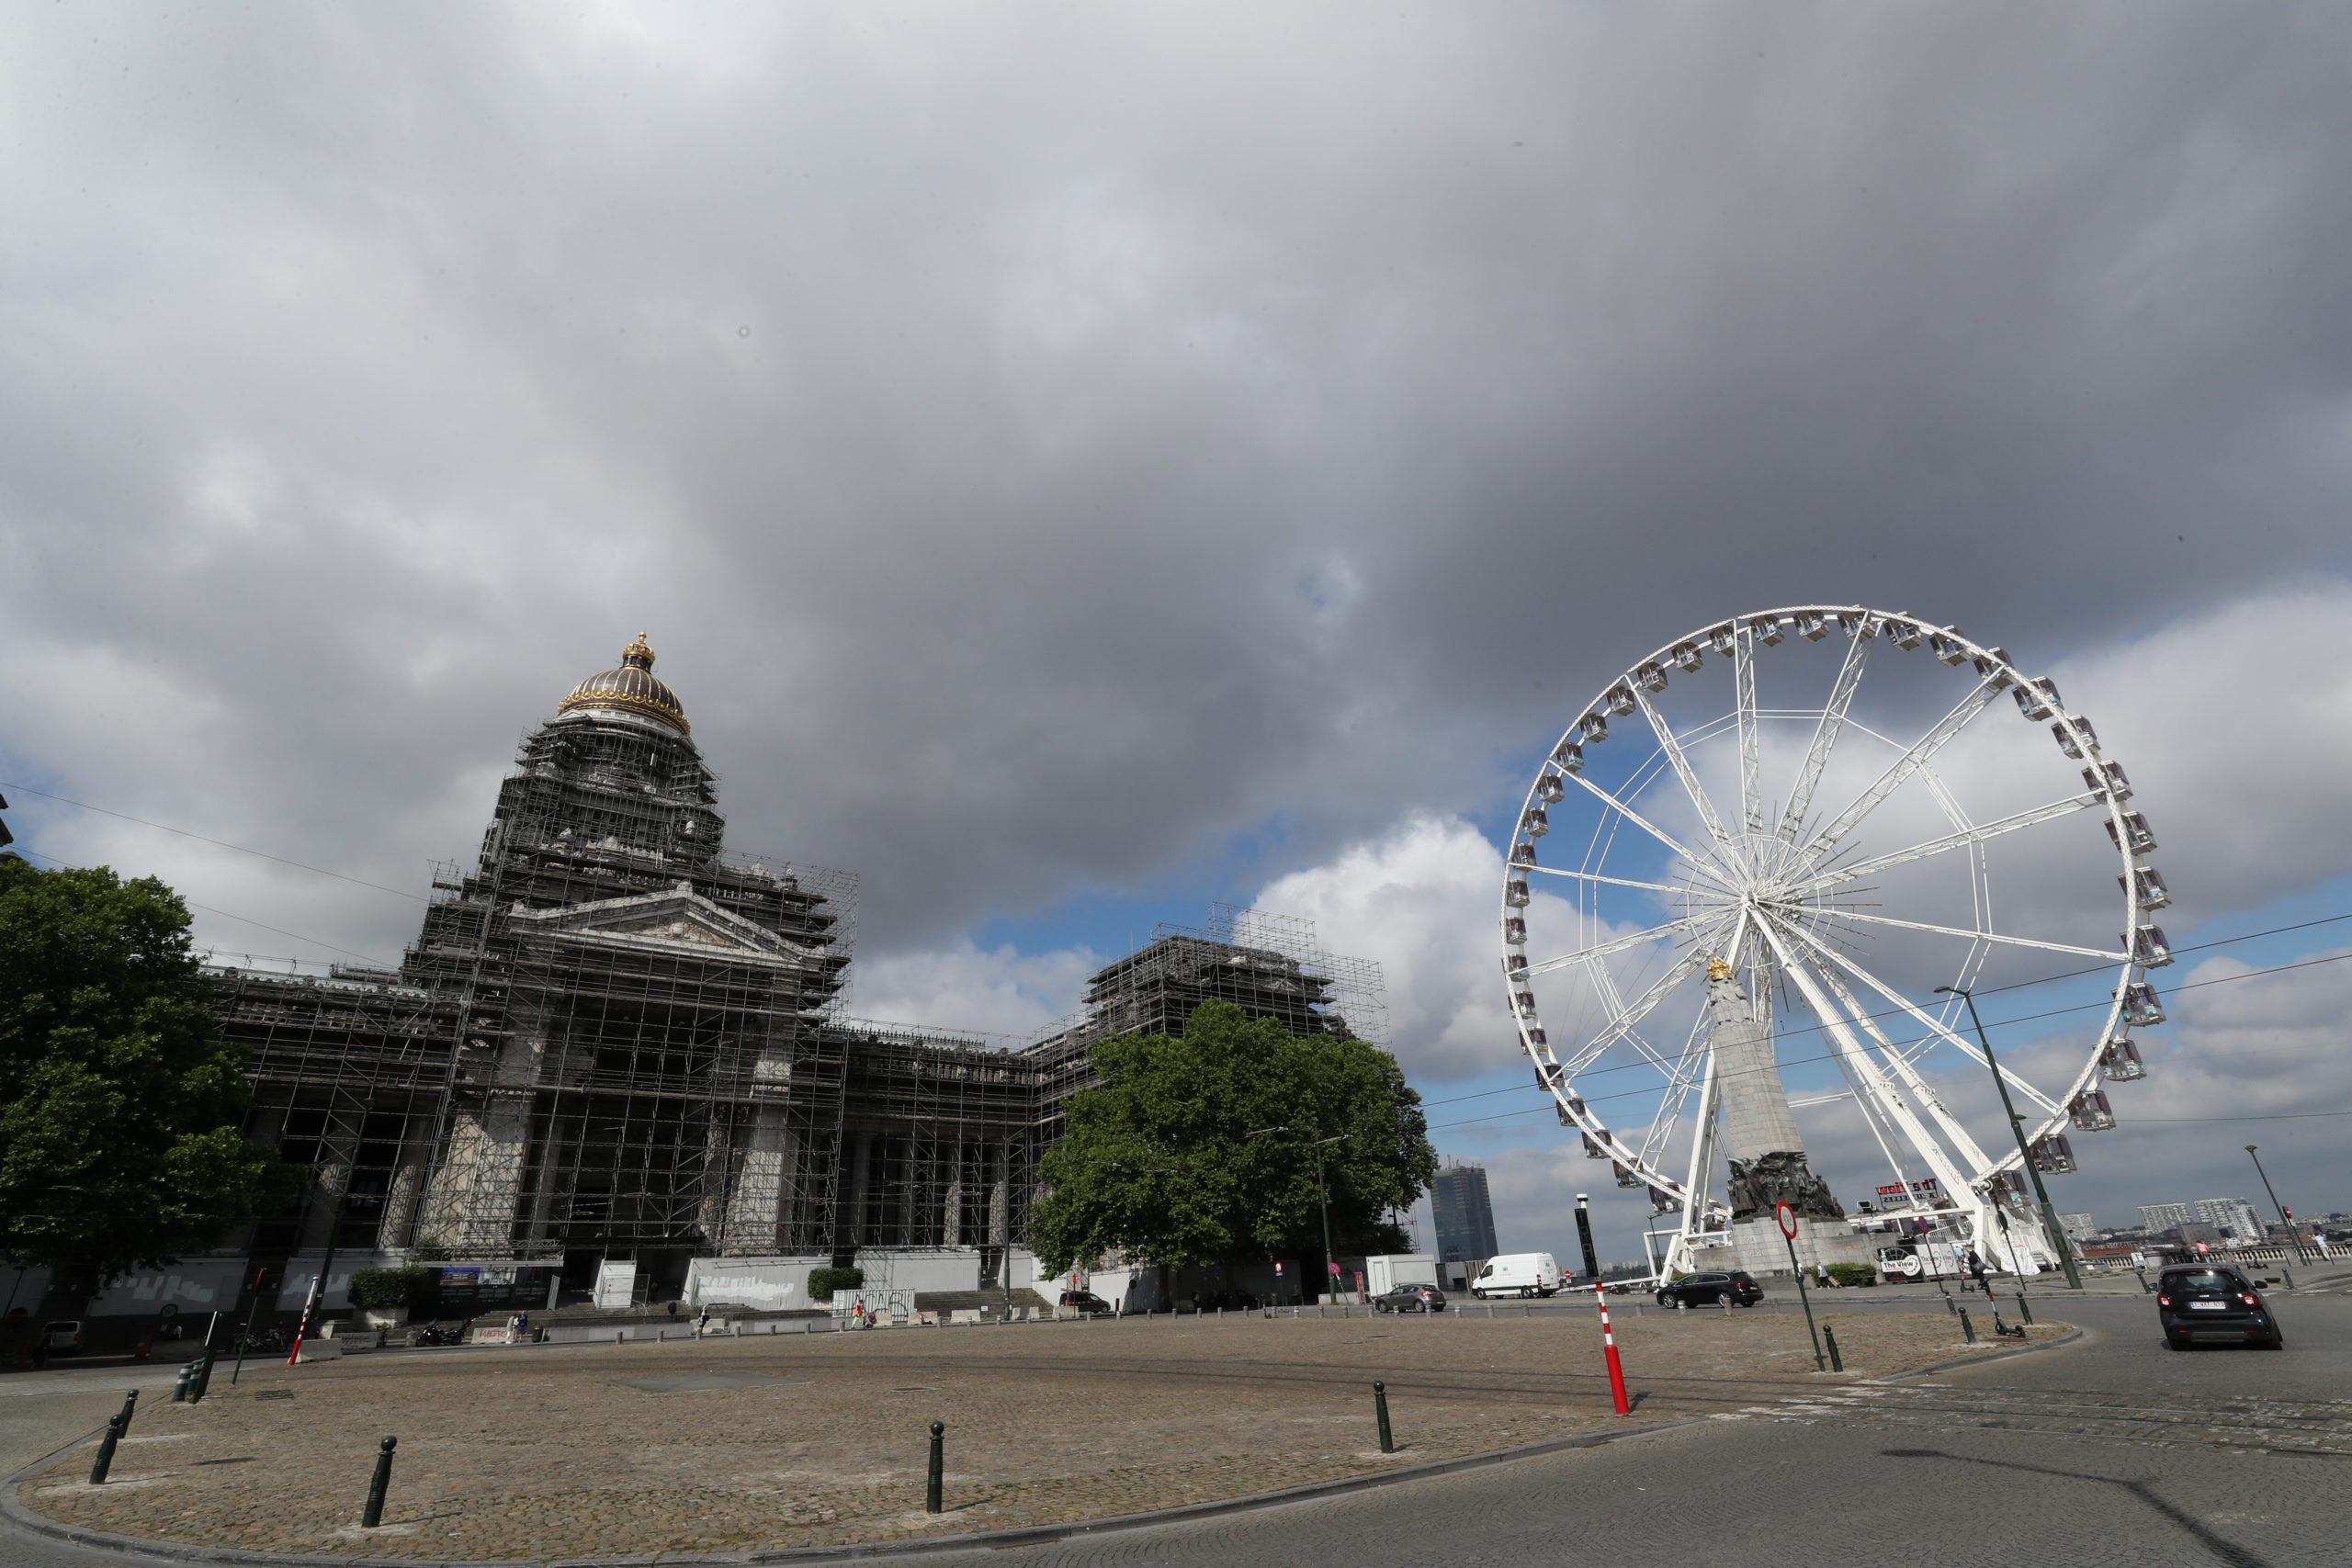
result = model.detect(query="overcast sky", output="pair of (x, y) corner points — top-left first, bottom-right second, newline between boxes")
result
(6, 4), (2350, 1268)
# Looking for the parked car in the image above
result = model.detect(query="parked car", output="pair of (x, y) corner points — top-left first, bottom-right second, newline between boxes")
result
(40, 1321), (85, 1356)
(1469, 1253), (1563, 1299)
(2156, 1263), (2282, 1349)
(1655, 1271), (1764, 1309)
(1372, 1283), (1447, 1314)
(1058, 1290), (1117, 1317)
(1196, 1289), (1260, 1312)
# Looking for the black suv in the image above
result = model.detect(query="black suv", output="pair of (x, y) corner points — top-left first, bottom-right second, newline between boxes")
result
(2157, 1263), (2282, 1349)
(1372, 1283), (1448, 1314)
(1656, 1271), (1763, 1308)
(1058, 1290), (1116, 1317)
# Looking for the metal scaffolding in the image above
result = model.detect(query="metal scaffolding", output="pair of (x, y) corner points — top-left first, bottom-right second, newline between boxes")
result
(209, 639), (1386, 1301)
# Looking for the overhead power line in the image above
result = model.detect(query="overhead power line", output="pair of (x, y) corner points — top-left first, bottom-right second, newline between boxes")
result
(1419, 908), (2352, 1112)
(1424, 946), (2352, 1133)
(0, 780), (428, 902)
(6, 844), (393, 967)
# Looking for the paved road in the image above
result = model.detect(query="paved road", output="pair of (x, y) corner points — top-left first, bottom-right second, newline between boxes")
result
(5, 1291), (2346, 1566)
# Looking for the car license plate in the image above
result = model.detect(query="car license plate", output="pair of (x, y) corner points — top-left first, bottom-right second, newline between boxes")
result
(2188, 1301), (2228, 1311)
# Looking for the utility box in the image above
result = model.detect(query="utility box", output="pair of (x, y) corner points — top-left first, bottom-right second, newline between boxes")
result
(1364, 1254), (1438, 1296)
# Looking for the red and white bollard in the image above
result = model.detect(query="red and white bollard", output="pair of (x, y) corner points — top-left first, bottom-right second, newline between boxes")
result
(1594, 1282), (1631, 1415)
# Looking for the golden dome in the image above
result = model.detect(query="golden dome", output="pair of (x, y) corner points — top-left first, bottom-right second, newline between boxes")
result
(557, 633), (690, 734)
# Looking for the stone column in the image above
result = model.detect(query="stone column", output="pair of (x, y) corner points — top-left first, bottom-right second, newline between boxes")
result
(987, 1143), (1010, 1247)
(943, 1136), (967, 1247)
(1704, 960), (1870, 1274)
(719, 1104), (798, 1256)
(376, 1153), (429, 1251)
(837, 1130), (874, 1253)
(295, 1117), (362, 1252)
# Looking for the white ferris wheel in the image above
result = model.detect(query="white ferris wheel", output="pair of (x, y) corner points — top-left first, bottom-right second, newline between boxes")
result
(1501, 607), (2170, 1280)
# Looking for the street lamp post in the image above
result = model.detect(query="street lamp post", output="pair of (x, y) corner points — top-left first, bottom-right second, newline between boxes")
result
(2245, 1145), (2308, 1272)
(1250, 1127), (1347, 1306)
(1937, 987), (2083, 1292)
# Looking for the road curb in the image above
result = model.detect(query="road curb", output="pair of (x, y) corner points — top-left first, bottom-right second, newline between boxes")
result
(1871, 1323), (2086, 1383)
(4, 1410), (1717, 1568)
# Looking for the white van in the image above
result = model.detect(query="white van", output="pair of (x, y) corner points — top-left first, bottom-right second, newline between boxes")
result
(1470, 1254), (1562, 1299)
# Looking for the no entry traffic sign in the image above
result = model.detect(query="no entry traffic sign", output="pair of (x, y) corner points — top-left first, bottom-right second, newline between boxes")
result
(1776, 1200), (1797, 1239)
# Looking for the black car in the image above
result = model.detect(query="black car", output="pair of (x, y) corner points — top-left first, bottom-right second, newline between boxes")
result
(1656, 1271), (1764, 1308)
(1372, 1283), (1447, 1314)
(2157, 1264), (2282, 1349)
(1058, 1290), (1117, 1317)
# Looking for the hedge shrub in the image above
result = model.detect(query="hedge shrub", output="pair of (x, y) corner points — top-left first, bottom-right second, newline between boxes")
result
(807, 1266), (865, 1303)
(1825, 1262), (1878, 1288)
(348, 1265), (439, 1312)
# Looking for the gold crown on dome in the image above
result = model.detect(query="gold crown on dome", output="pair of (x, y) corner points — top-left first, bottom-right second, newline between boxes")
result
(622, 632), (656, 669)
(1706, 957), (1734, 981)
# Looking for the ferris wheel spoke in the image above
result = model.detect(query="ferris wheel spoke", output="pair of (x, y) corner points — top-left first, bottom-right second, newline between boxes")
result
(1528, 864), (1724, 900)
(1634, 1005), (1710, 1170)
(1559, 948), (1708, 1077)
(1818, 793), (2101, 887)
(1772, 918), (2058, 1137)
(1735, 625), (1763, 838)
(1777, 624), (1874, 844)
(1526, 916), (1704, 977)
(1753, 915), (1990, 1198)
(1632, 685), (1737, 857)
(1561, 771), (1734, 889)
(1804, 678), (2002, 856)
(1806, 907), (2124, 962)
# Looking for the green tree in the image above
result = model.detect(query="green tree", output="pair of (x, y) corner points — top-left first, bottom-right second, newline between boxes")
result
(1028, 1001), (1437, 1298)
(0, 860), (286, 1282)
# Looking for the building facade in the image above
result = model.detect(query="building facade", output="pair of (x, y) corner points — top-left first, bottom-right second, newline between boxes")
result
(1430, 1161), (1498, 1264)
(2137, 1202), (2193, 1233)
(205, 639), (1384, 1306)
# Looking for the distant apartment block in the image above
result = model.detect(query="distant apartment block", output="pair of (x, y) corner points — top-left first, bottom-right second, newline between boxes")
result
(2138, 1202), (2193, 1232)
(1430, 1161), (1499, 1264)
(2194, 1197), (2266, 1242)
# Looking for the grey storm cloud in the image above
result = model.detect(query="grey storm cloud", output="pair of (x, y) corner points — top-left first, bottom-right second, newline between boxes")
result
(6, 2), (2352, 976)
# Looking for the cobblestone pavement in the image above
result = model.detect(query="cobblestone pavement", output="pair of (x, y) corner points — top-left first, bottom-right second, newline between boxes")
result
(7, 1307), (2053, 1561)
(6, 1294), (2342, 1565)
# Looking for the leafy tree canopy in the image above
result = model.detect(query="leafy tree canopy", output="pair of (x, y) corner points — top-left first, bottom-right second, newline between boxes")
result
(0, 859), (286, 1281)
(1028, 1000), (1438, 1280)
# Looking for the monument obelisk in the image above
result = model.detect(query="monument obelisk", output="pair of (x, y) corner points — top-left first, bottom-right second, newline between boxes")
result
(1704, 957), (1872, 1275)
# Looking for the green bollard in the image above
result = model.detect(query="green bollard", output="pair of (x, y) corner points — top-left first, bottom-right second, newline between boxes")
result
(361, 1436), (397, 1529)
(115, 1389), (140, 1435)
(1959, 1309), (1976, 1344)
(1823, 1325), (1844, 1373)
(171, 1361), (194, 1403)
(925, 1421), (944, 1514)
(187, 1351), (216, 1404)
(1374, 1381), (1395, 1454)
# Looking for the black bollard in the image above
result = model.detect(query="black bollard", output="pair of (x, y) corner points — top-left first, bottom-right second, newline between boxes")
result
(925, 1421), (944, 1515)
(1959, 1309), (1975, 1344)
(1374, 1381), (1394, 1454)
(116, 1389), (140, 1435)
(1823, 1325), (1843, 1373)
(361, 1436), (397, 1529)
(87, 1414), (125, 1485)
(2015, 1292), (2032, 1326)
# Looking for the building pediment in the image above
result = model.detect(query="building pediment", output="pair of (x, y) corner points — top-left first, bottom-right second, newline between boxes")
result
(506, 884), (829, 970)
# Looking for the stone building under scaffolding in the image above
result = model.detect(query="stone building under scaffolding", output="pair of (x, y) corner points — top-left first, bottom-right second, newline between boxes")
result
(203, 637), (1384, 1309)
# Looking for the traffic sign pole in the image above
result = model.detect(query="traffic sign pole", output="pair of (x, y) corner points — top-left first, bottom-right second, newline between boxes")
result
(1778, 1201), (1826, 1372)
